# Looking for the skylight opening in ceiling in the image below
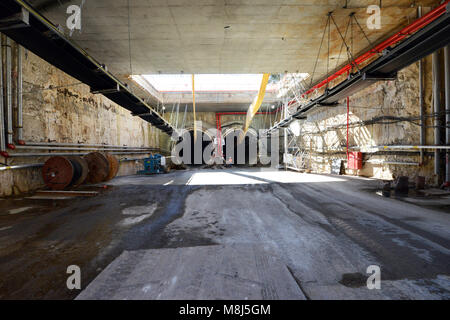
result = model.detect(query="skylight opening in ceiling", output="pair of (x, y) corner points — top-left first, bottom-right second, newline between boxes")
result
(136, 74), (278, 93)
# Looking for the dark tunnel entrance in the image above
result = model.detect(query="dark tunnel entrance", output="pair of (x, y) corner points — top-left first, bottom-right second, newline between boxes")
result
(223, 129), (257, 165)
(175, 130), (213, 166)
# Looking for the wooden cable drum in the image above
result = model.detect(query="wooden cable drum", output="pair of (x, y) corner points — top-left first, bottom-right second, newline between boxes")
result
(104, 153), (119, 181)
(84, 152), (110, 184)
(68, 156), (89, 187)
(42, 156), (84, 190)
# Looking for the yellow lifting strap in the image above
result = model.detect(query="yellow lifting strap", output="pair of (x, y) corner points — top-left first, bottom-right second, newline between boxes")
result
(243, 73), (270, 136)
(192, 74), (197, 142)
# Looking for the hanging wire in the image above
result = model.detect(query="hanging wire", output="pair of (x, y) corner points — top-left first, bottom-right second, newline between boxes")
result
(334, 17), (351, 71)
(326, 12), (331, 90)
(127, 0), (134, 78)
(175, 102), (180, 130)
(275, 104), (280, 124)
(309, 15), (331, 88)
(330, 14), (361, 74)
(264, 104), (269, 126)
(182, 104), (187, 130)
(351, 12), (354, 72)
(352, 14), (379, 55)
(169, 103), (175, 125)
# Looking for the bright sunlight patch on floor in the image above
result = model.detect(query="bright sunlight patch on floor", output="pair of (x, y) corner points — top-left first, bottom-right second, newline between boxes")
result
(186, 170), (345, 186)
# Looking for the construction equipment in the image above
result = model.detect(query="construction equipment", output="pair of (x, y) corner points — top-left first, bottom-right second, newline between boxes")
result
(138, 154), (169, 175)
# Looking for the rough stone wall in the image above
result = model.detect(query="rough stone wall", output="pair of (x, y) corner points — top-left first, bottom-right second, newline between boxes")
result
(298, 55), (443, 185)
(0, 43), (161, 197)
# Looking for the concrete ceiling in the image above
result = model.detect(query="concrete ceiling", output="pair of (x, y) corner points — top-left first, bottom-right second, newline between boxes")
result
(31, 0), (439, 81)
(129, 74), (280, 111)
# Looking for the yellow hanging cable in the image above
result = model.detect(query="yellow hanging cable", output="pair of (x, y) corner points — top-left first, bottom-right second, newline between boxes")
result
(192, 74), (197, 142)
(243, 73), (270, 137)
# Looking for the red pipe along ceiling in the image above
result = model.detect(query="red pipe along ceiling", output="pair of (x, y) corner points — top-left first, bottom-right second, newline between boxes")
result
(301, 0), (450, 98)
(213, 1), (450, 143)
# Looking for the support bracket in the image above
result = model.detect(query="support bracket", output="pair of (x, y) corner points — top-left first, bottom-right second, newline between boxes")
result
(132, 112), (154, 117)
(0, 8), (29, 31)
(362, 72), (397, 81)
(91, 84), (123, 95)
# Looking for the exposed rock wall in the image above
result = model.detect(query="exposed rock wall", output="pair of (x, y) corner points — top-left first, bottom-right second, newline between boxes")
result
(298, 54), (444, 186)
(0, 42), (161, 197)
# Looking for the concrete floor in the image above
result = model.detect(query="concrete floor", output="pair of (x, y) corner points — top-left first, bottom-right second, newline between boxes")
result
(0, 168), (449, 299)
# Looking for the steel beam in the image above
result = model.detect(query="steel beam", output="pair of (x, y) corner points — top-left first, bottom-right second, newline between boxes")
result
(0, 0), (174, 136)
(267, 4), (450, 134)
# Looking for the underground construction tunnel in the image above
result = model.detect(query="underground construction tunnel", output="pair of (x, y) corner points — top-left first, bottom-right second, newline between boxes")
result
(0, 0), (449, 303)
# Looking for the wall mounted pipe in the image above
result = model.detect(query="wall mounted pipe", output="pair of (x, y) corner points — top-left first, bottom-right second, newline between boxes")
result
(365, 160), (420, 166)
(365, 145), (450, 150)
(0, 36), (7, 156)
(8, 151), (154, 158)
(418, 7), (426, 165)
(0, 163), (43, 171)
(0, 156), (151, 171)
(5, 37), (14, 147)
(445, 45), (450, 183)
(23, 142), (155, 149)
(17, 45), (23, 144)
(120, 158), (147, 162)
(14, 145), (157, 152)
(433, 50), (442, 177)
(283, 104), (288, 170)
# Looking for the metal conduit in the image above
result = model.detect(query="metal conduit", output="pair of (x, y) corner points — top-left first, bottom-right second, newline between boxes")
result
(433, 50), (442, 176)
(23, 142), (155, 148)
(418, 7), (426, 165)
(445, 45), (450, 183)
(363, 145), (450, 150)
(0, 37), (6, 155)
(0, 157), (152, 171)
(0, 163), (43, 171)
(365, 160), (421, 166)
(14, 145), (157, 151)
(17, 45), (23, 144)
(5, 37), (13, 146)
(8, 151), (154, 157)
(301, 1), (450, 98)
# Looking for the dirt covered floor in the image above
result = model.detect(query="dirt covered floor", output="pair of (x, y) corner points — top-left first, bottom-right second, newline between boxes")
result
(0, 168), (449, 299)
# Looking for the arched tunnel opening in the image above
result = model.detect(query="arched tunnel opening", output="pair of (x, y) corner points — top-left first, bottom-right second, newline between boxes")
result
(223, 129), (258, 166)
(175, 129), (213, 166)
